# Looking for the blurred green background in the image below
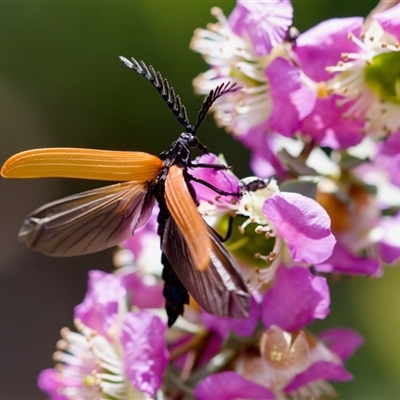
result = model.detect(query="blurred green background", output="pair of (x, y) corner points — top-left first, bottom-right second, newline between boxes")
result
(1, 1), (399, 398)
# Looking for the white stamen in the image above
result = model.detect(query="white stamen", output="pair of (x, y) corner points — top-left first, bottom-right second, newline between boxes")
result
(191, 7), (274, 136)
(326, 21), (400, 136)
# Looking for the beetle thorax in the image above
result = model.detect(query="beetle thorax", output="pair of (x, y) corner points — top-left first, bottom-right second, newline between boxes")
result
(159, 132), (198, 168)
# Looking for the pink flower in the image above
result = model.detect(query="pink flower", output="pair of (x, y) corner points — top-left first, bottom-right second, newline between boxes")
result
(194, 326), (363, 399)
(75, 270), (164, 338)
(295, 6), (400, 141)
(39, 271), (168, 399)
(191, 1), (313, 142)
(196, 171), (336, 287)
(293, 17), (365, 148)
(316, 167), (400, 276)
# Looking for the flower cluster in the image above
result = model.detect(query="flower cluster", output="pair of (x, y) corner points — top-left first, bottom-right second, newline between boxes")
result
(36, 0), (400, 399)
(191, 0), (400, 276)
(39, 270), (168, 399)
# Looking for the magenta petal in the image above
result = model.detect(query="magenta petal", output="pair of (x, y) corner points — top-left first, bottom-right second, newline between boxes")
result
(239, 120), (269, 151)
(376, 131), (400, 157)
(375, 132), (400, 187)
(319, 328), (364, 362)
(74, 270), (126, 337)
(201, 293), (260, 338)
(121, 311), (169, 396)
(121, 272), (165, 309)
(195, 372), (275, 400)
(300, 97), (364, 149)
(229, 0), (293, 55)
(378, 238), (400, 265)
(294, 17), (363, 81)
(262, 192), (336, 264)
(378, 132), (400, 157)
(251, 151), (281, 179)
(316, 242), (381, 276)
(261, 266), (330, 331)
(266, 58), (315, 136)
(373, 3), (400, 42)
(285, 361), (353, 393)
(376, 213), (400, 264)
(241, 124), (288, 179)
(38, 369), (67, 400)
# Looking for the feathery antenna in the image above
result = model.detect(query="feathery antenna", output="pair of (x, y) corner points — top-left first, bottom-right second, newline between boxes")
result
(120, 56), (192, 132)
(120, 56), (242, 135)
(194, 81), (241, 132)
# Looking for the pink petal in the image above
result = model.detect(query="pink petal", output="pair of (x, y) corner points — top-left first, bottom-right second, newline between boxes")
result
(38, 369), (68, 400)
(294, 17), (363, 81)
(195, 372), (275, 400)
(121, 311), (169, 396)
(262, 192), (336, 264)
(251, 151), (281, 179)
(285, 361), (353, 393)
(240, 124), (288, 178)
(319, 328), (364, 362)
(74, 270), (126, 337)
(375, 132), (400, 187)
(300, 96), (364, 150)
(229, 0), (293, 55)
(261, 266), (330, 331)
(376, 213), (400, 264)
(121, 272), (165, 309)
(316, 242), (381, 276)
(373, 3), (400, 42)
(266, 58), (315, 136)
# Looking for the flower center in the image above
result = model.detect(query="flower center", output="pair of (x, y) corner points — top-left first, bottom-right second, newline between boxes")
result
(364, 52), (400, 104)
(218, 214), (275, 268)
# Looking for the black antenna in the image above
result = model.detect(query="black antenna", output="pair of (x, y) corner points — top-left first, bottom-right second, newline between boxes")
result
(120, 56), (191, 132)
(194, 81), (242, 133)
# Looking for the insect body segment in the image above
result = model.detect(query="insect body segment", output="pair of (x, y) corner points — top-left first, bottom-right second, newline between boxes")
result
(1, 57), (250, 326)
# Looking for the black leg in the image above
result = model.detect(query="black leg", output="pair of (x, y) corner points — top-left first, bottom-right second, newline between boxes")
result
(196, 142), (209, 153)
(188, 175), (241, 197)
(212, 215), (235, 242)
(190, 162), (231, 171)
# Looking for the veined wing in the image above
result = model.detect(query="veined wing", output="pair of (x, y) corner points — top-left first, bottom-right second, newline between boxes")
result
(162, 216), (250, 319)
(19, 181), (154, 256)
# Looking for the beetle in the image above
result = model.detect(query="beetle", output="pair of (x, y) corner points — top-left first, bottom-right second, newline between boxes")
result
(1, 57), (250, 326)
